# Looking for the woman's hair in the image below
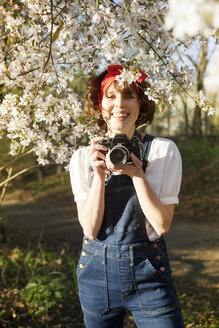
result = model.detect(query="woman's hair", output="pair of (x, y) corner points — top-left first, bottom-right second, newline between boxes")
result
(84, 69), (156, 129)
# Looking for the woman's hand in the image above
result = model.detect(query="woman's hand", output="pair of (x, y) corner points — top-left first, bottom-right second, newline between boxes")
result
(105, 152), (144, 179)
(89, 137), (108, 177)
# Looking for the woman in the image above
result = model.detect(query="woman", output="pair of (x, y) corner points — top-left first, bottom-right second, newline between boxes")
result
(70, 65), (185, 327)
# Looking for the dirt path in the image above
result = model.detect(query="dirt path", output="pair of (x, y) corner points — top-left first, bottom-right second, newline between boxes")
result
(1, 191), (219, 297)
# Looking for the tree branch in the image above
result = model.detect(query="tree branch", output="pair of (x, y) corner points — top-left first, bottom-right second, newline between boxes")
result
(18, 67), (41, 76)
(186, 54), (198, 69)
(0, 165), (44, 188)
(0, 149), (34, 173)
(137, 31), (198, 103)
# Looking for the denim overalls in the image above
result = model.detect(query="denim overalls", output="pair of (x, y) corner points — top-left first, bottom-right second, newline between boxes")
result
(77, 134), (185, 328)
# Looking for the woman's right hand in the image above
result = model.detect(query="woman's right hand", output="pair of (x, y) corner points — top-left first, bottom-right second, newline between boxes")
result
(89, 137), (108, 177)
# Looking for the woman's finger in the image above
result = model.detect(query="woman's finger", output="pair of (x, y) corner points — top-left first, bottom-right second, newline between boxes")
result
(92, 150), (106, 162)
(130, 153), (142, 168)
(89, 150), (106, 170)
(90, 137), (108, 153)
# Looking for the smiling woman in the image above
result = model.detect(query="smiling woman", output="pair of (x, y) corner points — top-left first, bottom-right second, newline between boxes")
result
(69, 65), (185, 328)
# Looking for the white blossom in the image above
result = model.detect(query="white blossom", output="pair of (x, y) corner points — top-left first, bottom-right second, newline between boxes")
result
(115, 69), (142, 88)
(92, 12), (104, 24)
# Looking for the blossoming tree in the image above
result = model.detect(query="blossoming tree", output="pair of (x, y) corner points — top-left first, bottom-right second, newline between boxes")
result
(0, 0), (217, 186)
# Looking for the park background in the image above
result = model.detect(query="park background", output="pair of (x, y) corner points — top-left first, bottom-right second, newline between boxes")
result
(0, 0), (219, 327)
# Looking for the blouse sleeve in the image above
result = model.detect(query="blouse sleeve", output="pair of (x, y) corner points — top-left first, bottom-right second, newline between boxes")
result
(146, 138), (182, 205)
(158, 140), (182, 205)
(69, 147), (92, 202)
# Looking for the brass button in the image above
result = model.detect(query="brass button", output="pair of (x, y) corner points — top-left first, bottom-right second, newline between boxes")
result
(79, 264), (84, 269)
(152, 243), (158, 248)
(82, 251), (87, 257)
(84, 240), (89, 245)
(160, 266), (165, 272)
(156, 255), (162, 260)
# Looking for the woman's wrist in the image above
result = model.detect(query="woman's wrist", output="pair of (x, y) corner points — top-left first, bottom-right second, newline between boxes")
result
(93, 168), (106, 181)
(131, 167), (145, 180)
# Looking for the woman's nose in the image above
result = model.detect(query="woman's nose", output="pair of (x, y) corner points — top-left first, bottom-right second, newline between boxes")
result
(114, 95), (125, 108)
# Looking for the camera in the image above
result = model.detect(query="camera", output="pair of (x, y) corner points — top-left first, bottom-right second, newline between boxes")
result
(99, 134), (144, 166)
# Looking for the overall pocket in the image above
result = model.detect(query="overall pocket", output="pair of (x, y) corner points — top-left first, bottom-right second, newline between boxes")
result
(77, 249), (109, 316)
(131, 253), (177, 314)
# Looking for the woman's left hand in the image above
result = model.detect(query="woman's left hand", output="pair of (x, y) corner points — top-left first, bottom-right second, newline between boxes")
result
(105, 152), (144, 179)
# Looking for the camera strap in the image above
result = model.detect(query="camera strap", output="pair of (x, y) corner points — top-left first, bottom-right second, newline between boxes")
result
(134, 131), (155, 171)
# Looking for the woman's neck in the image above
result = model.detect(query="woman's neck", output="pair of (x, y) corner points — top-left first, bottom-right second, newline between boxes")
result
(107, 126), (136, 139)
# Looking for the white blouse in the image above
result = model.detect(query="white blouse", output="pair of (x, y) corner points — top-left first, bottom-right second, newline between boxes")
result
(69, 137), (182, 240)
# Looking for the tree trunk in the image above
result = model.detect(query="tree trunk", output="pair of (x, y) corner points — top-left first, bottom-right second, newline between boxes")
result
(192, 105), (202, 137)
(36, 167), (43, 183)
(57, 165), (65, 186)
(181, 97), (190, 137)
(192, 39), (208, 137)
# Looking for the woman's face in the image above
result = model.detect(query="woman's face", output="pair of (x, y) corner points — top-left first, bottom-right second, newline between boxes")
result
(101, 82), (140, 138)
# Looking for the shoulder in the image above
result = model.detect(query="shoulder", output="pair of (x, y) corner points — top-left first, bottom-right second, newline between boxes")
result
(69, 145), (92, 201)
(70, 145), (91, 165)
(146, 136), (182, 178)
(69, 145), (92, 176)
(149, 137), (181, 159)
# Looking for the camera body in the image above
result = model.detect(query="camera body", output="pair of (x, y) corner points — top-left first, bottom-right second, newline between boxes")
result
(99, 134), (144, 166)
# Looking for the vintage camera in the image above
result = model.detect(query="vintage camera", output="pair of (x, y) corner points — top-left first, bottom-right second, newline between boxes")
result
(99, 134), (144, 166)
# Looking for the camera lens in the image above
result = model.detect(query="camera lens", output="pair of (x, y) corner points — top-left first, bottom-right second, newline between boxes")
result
(109, 146), (129, 165)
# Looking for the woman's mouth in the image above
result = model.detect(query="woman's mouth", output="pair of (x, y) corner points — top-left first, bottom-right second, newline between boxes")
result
(112, 112), (129, 119)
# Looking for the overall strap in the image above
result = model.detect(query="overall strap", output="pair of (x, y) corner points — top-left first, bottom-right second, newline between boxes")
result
(143, 134), (155, 162)
(134, 131), (155, 171)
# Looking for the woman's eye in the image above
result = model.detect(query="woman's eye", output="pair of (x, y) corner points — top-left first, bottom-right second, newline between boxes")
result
(124, 95), (134, 98)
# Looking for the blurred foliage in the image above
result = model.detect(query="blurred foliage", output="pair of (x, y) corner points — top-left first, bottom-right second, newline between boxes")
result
(174, 137), (219, 224)
(178, 138), (219, 171)
(22, 170), (71, 198)
(0, 135), (12, 166)
(0, 245), (79, 327)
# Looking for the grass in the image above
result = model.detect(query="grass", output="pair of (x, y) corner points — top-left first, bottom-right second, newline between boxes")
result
(0, 245), (80, 327)
(177, 285), (219, 328)
(22, 169), (72, 199)
(174, 137), (219, 224)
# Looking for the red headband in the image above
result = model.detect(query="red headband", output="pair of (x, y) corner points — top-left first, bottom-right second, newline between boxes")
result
(98, 65), (148, 109)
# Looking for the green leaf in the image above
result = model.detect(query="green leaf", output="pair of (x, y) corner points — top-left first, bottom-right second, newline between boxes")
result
(35, 306), (46, 315)
(52, 21), (64, 43)
(6, 37), (11, 47)
(25, 282), (38, 290)
(27, 293), (34, 303)
(55, 291), (62, 299)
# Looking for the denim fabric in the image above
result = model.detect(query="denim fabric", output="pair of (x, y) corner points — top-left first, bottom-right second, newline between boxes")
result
(77, 237), (184, 327)
(97, 174), (149, 244)
(77, 134), (185, 327)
